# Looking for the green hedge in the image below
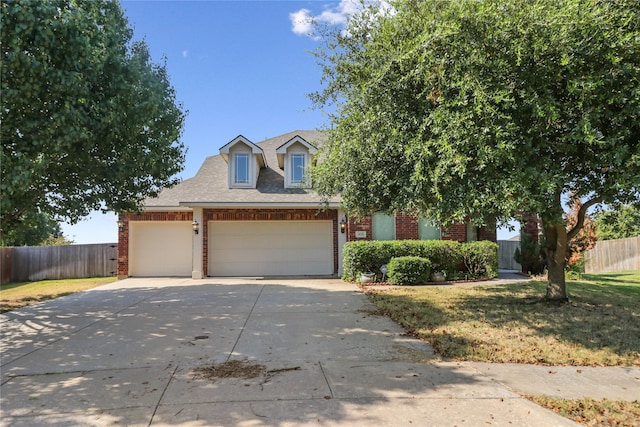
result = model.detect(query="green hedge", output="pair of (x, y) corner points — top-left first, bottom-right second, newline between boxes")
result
(387, 256), (431, 285)
(343, 240), (498, 282)
(461, 240), (499, 279)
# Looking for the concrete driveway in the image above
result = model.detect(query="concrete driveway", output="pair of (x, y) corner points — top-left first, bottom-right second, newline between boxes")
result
(0, 277), (578, 426)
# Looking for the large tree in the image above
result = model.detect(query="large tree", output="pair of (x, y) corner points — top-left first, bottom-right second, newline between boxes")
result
(312, 0), (640, 301)
(0, 210), (72, 247)
(1, 0), (187, 237)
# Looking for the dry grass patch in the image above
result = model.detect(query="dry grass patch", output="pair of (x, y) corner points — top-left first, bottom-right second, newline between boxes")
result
(192, 360), (301, 383)
(0, 277), (117, 312)
(365, 271), (640, 366)
(527, 395), (640, 426)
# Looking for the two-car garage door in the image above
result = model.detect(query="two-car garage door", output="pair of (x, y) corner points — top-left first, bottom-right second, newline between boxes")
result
(208, 221), (333, 276)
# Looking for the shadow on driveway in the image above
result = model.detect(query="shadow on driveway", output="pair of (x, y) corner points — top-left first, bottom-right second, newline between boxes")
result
(0, 278), (576, 426)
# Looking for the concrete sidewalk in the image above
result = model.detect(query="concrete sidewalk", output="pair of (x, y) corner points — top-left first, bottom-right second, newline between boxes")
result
(0, 277), (633, 426)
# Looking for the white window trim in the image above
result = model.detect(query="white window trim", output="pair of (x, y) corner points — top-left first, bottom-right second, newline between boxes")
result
(290, 153), (306, 184)
(284, 149), (311, 188)
(235, 153), (249, 184)
(230, 151), (253, 188)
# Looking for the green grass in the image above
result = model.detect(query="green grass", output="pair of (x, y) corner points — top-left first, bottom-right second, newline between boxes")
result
(365, 271), (640, 366)
(0, 277), (117, 312)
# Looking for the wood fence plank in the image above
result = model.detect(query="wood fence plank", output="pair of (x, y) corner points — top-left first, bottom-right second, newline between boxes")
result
(7, 243), (117, 282)
(584, 237), (640, 273)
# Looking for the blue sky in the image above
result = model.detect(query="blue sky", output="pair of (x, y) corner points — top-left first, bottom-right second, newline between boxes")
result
(61, 0), (517, 243)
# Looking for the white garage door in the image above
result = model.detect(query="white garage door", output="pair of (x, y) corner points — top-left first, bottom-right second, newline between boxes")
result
(129, 221), (192, 276)
(208, 221), (333, 276)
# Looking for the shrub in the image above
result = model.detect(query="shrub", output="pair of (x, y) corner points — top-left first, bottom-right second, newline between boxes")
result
(461, 241), (498, 279)
(387, 256), (431, 285)
(342, 240), (465, 281)
(514, 232), (546, 275)
(418, 240), (462, 278)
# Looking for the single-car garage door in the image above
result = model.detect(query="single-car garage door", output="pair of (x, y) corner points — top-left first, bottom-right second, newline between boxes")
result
(129, 221), (192, 276)
(208, 221), (333, 276)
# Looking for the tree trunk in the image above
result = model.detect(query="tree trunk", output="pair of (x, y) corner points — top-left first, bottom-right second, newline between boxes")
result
(543, 222), (569, 302)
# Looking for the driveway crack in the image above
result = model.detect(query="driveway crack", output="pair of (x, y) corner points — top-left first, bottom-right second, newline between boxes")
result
(227, 284), (265, 361)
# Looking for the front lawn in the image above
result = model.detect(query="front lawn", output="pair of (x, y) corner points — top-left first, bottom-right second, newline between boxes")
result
(366, 271), (640, 425)
(0, 277), (117, 313)
(365, 271), (640, 366)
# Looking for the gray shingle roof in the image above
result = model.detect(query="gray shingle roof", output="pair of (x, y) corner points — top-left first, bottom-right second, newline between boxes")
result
(144, 130), (340, 208)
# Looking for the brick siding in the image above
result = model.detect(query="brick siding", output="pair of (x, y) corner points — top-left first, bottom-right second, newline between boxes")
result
(347, 213), (496, 243)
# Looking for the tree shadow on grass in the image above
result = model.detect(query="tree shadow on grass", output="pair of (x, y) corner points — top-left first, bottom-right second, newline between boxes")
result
(367, 281), (640, 366)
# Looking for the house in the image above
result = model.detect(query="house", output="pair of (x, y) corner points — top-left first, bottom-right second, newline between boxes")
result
(117, 130), (496, 279)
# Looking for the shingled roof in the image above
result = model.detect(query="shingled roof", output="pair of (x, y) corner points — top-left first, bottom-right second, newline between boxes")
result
(144, 130), (340, 208)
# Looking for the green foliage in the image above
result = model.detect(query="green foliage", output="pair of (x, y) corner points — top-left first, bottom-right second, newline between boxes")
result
(311, 0), (640, 297)
(387, 256), (431, 285)
(594, 205), (640, 240)
(514, 232), (546, 275)
(0, 210), (72, 246)
(1, 0), (187, 234)
(342, 240), (496, 282)
(416, 240), (463, 278)
(461, 241), (498, 279)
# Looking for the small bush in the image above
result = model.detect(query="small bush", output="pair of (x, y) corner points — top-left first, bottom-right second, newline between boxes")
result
(419, 240), (462, 278)
(514, 232), (546, 275)
(461, 241), (498, 279)
(387, 256), (431, 285)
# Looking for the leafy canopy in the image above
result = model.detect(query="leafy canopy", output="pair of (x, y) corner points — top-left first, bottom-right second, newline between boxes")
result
(312, 0), (640, 228)
(595, 205), (640, 240)
(1, 0), (187, 234)
(0, 210), (73, 247)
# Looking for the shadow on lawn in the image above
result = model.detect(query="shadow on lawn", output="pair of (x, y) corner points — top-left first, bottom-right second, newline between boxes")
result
(368, 281), (640, 365)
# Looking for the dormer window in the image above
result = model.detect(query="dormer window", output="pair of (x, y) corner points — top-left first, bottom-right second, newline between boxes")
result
(219, 135), (266, 189)
(234, 153), (249, 184)
(291, 154), (306, 184)
(276, 135), (317, 189)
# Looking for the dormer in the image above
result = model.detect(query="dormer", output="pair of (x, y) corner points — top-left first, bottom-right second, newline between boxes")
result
(276, 135), (317, 189)
(219, 135), (266, 188)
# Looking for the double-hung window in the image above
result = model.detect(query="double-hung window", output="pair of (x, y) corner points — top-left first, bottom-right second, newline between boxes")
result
(290, 154), (306, 184)
(372, 213), (395, 240)
(419, 217), (441, 240)
(234, 153), (249, 184)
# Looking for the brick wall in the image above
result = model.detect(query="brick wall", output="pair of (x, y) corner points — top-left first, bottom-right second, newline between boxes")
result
(522, 214), (541, 242)
(347, 216), (372, 241)
(347, 213), (496, 243)
(117, 211), (193, 278)
(395, 213), (419, 240)
(441, 223), (468, 242)
(203, 208), (339, 276)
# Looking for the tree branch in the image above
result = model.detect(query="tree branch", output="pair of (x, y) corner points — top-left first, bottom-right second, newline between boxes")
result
(567, 196), (603, 240)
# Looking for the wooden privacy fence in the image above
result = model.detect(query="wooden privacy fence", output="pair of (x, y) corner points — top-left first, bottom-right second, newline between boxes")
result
(498, 240), (522, 271)
(584, 236), (640, 273)
(0, 243), (117, 283)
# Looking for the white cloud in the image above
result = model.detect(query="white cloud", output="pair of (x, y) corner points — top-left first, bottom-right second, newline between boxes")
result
(289, 8), (314, 36)
(182, 50), (189, 58)
(289, 0), (392, 39)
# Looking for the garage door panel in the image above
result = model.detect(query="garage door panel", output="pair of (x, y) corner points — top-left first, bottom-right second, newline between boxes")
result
(208, 221), (333, 276)
(129, 222), (192, 277)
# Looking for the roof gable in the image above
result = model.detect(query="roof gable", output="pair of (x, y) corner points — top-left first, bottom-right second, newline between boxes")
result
(275, 135), (318, 169)
(144, 130), (340, 208)
(219, 135), (266, 167)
